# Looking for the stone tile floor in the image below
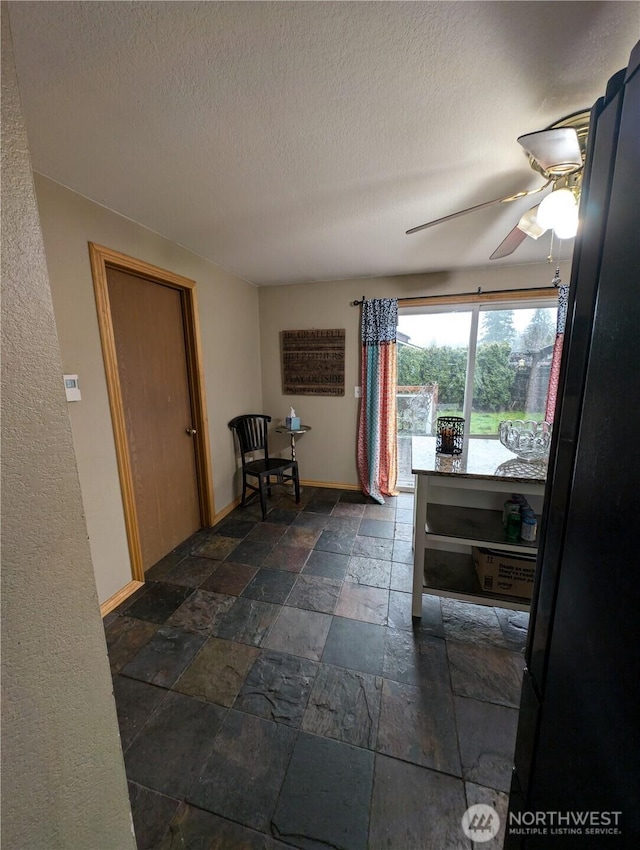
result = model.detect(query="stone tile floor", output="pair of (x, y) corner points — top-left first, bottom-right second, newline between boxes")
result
(104, 486), (529, 850)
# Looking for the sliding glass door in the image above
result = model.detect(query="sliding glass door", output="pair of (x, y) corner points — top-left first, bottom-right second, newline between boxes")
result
(396, 298), (557, 487)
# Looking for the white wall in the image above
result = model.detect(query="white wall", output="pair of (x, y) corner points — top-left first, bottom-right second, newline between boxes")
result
(35, 175), (263, 603)
(259, 264), (569, 487)
(1, 7), (136, 847)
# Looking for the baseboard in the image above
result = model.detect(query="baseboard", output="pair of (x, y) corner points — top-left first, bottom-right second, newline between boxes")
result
(301, 480), (361, 491)
(100, 579), (144, 617)
(212, 495), (242, 526)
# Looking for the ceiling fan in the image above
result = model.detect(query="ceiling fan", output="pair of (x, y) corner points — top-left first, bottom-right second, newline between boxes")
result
(406, 110), (590, 260)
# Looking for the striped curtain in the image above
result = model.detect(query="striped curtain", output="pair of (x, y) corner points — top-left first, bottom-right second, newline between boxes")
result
(545, 279), (570, 423)
(357, 298), (399, 503)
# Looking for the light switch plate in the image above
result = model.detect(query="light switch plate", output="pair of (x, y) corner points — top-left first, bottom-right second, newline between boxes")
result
(354, 386), (361, 398)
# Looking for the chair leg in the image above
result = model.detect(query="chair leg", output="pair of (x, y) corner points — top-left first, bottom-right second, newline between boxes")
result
(259, 476), (268, 521)
(241, 475), (247, 508)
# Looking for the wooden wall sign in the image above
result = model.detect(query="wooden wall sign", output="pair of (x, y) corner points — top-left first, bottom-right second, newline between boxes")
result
(281, 329), (345, 396)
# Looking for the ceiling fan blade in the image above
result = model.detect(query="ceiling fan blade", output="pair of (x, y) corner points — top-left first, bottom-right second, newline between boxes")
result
(406, 185), (546, 235)
(517, 128), (582, 174)
(490, 226), (528, 260)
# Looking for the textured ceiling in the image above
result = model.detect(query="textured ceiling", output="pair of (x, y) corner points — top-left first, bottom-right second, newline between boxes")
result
(8, 1), (639, 285)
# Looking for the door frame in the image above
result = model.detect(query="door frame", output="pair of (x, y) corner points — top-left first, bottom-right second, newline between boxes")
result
(89, 243), (215, 583)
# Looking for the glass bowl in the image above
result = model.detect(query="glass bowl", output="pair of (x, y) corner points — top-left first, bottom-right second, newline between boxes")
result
(499, 419), (552, 461)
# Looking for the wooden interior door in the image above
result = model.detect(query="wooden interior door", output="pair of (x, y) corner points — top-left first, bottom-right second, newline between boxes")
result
(106, 267), (201, 570)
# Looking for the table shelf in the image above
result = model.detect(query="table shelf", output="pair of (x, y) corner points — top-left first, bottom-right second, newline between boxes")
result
(425, 503), (538, 555)
(422, 550), (531, 612)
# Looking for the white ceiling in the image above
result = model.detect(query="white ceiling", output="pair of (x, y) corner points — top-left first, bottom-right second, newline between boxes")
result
(8, 1), (639, 285)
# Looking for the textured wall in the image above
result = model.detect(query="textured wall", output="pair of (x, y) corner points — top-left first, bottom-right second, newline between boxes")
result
(259, 263), (569, 486)
(34, 175), (263, 603)
(1, 8), (136, 849)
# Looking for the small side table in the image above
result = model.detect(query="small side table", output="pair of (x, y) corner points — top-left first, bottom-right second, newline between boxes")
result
(275, 424), (311, 462)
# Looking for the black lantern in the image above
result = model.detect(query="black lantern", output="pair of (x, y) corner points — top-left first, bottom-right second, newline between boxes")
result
(436, 416), (464, 455)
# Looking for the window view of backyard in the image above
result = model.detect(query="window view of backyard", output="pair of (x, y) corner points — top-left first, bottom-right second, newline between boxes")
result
(396, 302), (557, 487)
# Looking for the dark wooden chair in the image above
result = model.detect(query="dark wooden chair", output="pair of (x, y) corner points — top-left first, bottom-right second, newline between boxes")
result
(228, 414), (300, 520)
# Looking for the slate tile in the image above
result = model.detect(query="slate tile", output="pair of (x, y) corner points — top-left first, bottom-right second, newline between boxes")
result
(263, 508), (299, 526)
(121, 625), (207, 688)
(394, 522), (413, 541)
(377, 679), (461, 776)
(331, 502), (365, 518)
(383, 628), (449, 687)
(163, 555), (219, 588)
(391, 540), (414, 564)
(224, 540), (274, 568)
(454, 695), (519, 792)
(337, 490), (368, 504)
(158, 805), (267, 850)
(396, 508), (414, 525)
(212, 597), (281, 646)
(324, 516), (361, 534)
(123, 582), (195, 624)
(112, 675), (168, 751)
(165, 589), (235, 636)
(314, 529), (356, 556)
(314, 488), (343, 502)
(241, 568), (297, 604)
(387, 590), (445, 638)
(174, 637), (259, 707)
(125, 691), (226, 798)
(369, 756), (469, 850)
(262, 543), (311, 573)
(353, 535), (393, 560)
(322, 617), (386, 676)
(281, 525), (322, 548)
(104, 615), (158, 673)
(212, 517), (257, 539)
(302, 549), (349, 580)
(292, 512), (329, 530)
(303, 499), (335, 514)
(286, 575), (341, 614)
(495, 607), (530, 652)
(128, 782), (181, 850)
(234, 649), (318, 726)
(359, 518), (395, 539)
(441, 599), (509, 649)
(346, 556), (392, 589)
(188, 711), (297, 832)
(447, 641), (524, 708)
(335, 582), (389, 625)
(272, 732), (373, 850)
(172, 528), (210, 556)
(364, 504), (396, 522)
(246, 521), (287, 545)
(193, 535), (240, 561)
(264, 606), (332, 661)
(389, 561), (413, 593)
(145, 551), (187, 582)
(465, 782), (509, 850)
(200, 562), (257, 596)
(302, 664), (382, 748)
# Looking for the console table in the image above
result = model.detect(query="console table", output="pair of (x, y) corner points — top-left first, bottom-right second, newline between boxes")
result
(411, 437), (547, 617)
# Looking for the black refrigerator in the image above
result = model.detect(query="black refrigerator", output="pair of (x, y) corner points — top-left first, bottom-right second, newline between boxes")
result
(505, 40), (640, 849)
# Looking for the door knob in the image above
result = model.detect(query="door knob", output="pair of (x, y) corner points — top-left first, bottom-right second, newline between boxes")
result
(185, 427), (197, 436)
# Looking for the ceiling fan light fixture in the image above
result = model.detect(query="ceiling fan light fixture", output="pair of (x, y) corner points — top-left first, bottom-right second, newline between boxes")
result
(518, 205), (546, 239)
(536, 188), (578, 237)
(552, 203), (579, 239)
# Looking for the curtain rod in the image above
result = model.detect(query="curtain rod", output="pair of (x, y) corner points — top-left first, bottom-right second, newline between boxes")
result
(350, 285), (559, 306)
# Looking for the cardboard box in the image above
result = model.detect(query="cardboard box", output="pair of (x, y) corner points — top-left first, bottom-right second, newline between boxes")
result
(472, 546), (536, 600)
